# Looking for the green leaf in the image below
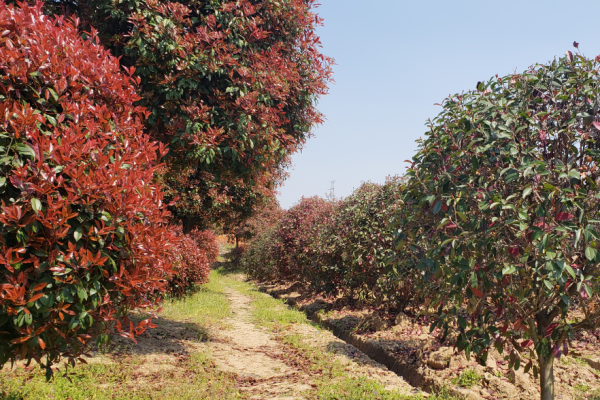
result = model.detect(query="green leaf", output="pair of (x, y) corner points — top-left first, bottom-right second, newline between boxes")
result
(585, 247), (597, 261)
(433, 201), (442, 214)
(584, 284), (593, 297)
(522, 187), (532, 198)
(31, 198), (42, 214)
(15, 143), (35, 158)
(74, 226), (83, 242)
(69, 316), (79, 330)
(568, 169), (581, 180)
(565, 264), (576, 279)
(531, 227), (544, 241)
(502, 266), (517, 275)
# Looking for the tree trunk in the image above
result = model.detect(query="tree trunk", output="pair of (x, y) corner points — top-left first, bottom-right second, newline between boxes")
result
(539, 353), (555, 400)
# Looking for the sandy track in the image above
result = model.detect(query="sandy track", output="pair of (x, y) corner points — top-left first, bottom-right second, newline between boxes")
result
(208, 279), (417, 399)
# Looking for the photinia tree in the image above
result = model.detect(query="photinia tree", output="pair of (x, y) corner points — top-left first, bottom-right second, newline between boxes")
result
(397, 51), (600, 400)
(271, 196), (335, 282)
(165, 227), (213, 297)
(41, 0), (334, 229)
(0, 1), (177, 374)
(317, 177), (411, 308)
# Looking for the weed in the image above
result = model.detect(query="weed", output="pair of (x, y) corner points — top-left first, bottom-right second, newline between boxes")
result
(451, 368), (483, 388)
(561, 356), (589, 367)
(574, 383), (591, 393)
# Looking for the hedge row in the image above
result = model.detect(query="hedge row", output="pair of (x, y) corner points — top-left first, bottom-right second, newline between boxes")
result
(240, 177), (417, 310)
(166, 229), (219, 297)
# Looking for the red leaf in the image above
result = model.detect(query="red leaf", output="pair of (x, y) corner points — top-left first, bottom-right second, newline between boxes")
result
(32, 283), (47, 292)
(555, 212), (573, 221)
(520, 339), (533, 348)
(593, 122), (600, 131)
(471, 288), (483, 298)
(566, 51), (574, 62)
(508, 247), (519, 257)
(27, 293), (43, 303)
(38, 337), (46, 349)
(544, 323), (559, 338)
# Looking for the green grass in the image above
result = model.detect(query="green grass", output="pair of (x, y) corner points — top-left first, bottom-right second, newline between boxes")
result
(281, 334), (460, 400)
(214, 266), (309, 328)
(0, 351), (243, 400)
(561, 356), (589, 367)
(0, 269), (243, 400)
(219, 270), (462, 400)
(451, 368), (483, 389)
(0, 266), (462, 400)
(160, 270), (231, 327)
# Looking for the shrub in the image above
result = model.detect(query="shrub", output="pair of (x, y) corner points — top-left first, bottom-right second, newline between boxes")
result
(271, 196), (336, 281)
(315, 177), (413, 307)
(399, 51), (600, 400)
(166, 227), (211, 297)
(190, 229), (219, 265)
(241, 228), (279, 281)
(0, 2), (175, 373)
(240, 184), (416, 310)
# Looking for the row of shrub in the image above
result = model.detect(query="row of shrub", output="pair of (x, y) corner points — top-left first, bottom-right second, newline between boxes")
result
(241, 51), (600, 399)
(241, 177), (418, 310)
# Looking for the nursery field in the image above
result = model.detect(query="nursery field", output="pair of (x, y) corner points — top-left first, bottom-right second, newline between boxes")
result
(3, 2), (600, 400)
(0, 251), (457, 400)
(258, 280), (600, 400)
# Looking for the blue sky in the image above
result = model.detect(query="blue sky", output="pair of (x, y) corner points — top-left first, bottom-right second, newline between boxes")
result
(277, 0), (600, 209)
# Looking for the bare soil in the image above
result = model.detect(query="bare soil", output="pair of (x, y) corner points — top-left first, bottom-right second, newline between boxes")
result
(258, 280), (600, 400)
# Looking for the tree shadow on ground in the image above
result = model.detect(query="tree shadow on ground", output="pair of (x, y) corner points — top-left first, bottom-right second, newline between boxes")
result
(104, 314), (209, 357)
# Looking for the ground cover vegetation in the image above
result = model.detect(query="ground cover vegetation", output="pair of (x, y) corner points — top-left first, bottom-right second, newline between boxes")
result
(241, 49), (600, 400)
(0, 0), (330, 378)
(0, 264), (462, 400)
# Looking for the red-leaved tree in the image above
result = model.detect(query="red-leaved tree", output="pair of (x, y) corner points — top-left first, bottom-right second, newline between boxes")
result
(0, 1), (177, 374)
(166, 227), (212, 297)
(41, 0), (334, 231)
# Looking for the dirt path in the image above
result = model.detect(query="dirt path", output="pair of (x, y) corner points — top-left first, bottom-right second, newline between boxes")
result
(209, 287), (313, 399)
(208, 276), (417, 399)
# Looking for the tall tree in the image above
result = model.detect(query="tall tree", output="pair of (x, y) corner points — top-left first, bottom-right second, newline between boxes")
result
(42, 0), (333, 229)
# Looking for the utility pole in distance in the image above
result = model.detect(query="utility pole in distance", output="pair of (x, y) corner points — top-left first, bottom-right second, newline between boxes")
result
(326, 181), (336, 200)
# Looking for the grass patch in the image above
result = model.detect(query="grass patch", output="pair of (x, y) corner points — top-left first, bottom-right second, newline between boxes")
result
(213, 267), (310, 328)
(561, 356), (589, 367)
(451, 368), (483, 388)
(0, 271), (243, 400)
(219, 270), (462, 400)
(160, 270), (230, 327)
(0, 351), (243, 400)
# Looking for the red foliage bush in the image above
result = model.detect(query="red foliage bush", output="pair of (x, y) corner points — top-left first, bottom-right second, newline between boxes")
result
(0, 2), (176, 371)
(241, 179), (414, 310)
(264, 196), (335, 281)
(190, 229), (219, 265)
(229, 243), (247, 264)
(166, 227), (211, 297)
(42, 0), (334, 229)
